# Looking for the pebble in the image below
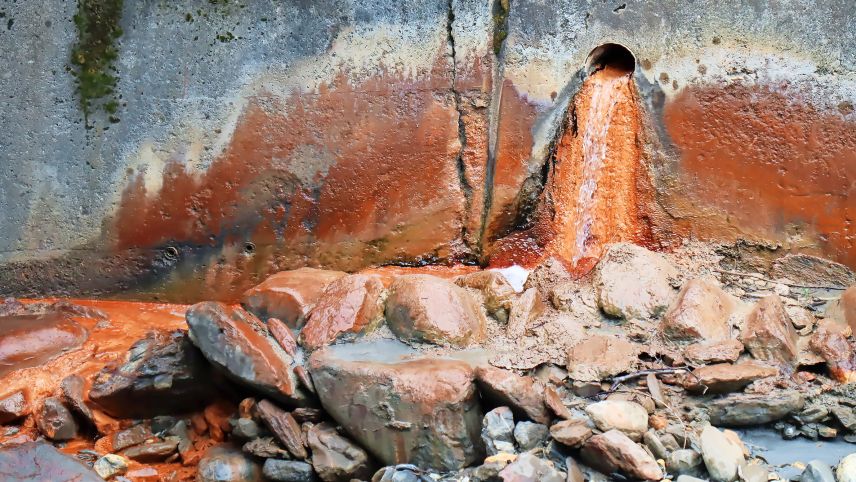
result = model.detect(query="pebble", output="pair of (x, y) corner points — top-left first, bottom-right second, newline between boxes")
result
(263, 459), (316, 482)
(93, 454), (129, 480)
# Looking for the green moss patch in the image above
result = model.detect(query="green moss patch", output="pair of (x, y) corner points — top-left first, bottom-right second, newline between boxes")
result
(70, 0), (124, 125)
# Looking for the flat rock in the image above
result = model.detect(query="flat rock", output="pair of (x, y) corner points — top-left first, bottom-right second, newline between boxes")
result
(0, 390), (28, 424)
(498, 452), (564, 482)
(256, 399), (308, 459)
(771, 254), (855, 288)
(242, 268), (347, 328)
(476, 366), (550, 424)
(683, 362), (778, 394)
(661, 279), (735, 342)
(0, 441), (102, 481)
(740, 295), (798, 366)
(121, 439), (179, 463)
(549, 419), (592, 448)
(93, 453), (129, 480)
(300, 274), (385, 350)
(455, 270), (516, 320)
(684, 339), (744, 365)
(89, 329), (214, 418)
(708, 391), (805, 426)
(198, 445), (262, 482)
(36, 397), (78, 441)
(594, 243), (678, 320)
(585, 400), (648, 441)
(308, 340), (483, 470)
(699, 425), (744, 482)
(112, 424), (152, 451)
(307, 422), (372, 482)
(186, 302), (304, 405)
(566, 334), (638, 382)
(263, 459), (317, 482)
(581, 429), (663, 481)
(268, 317), (298, 357)
(242, 436), (289, 459)
(385, 274), (486, 347)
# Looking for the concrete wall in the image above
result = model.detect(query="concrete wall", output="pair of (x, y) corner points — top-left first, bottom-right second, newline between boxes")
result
(1, 0), (853, 300)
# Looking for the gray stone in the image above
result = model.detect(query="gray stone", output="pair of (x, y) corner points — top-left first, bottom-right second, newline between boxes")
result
(0, 442), (102, 481)
(35, 397), (78, 441)
(242, 437), (289, 459)
(799, 459), (835, 482)
(666, 449), (703, 476)
(60, 374), (94, 425)
(513, 421), (549, 451)
(197, 445), (262, 482)
(307, 423), (372, 482)
(482, 407), (516, 455)
(0, 390), (29, 424)
(643, 429), (669, 460)
(708, 391), (805, 426)
(232, 417), (262, 440)
(262, 459), (316, 482)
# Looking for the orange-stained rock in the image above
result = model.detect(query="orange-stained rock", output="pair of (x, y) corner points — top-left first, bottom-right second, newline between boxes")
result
(455, 270), (516, 320)
(0, 390), (28, 425)
(684, 339), (744, 365)
(810, 328), (856, 383)
(740, 295), (799, 366)
(683, 363), (779, 394)
(843, 286), (856, 334)
(300, 274), (385, 351)
(267, 318), (297, 357)
(186, 302), (308, 406)
(566, 334), (639, 382)
(242, 268), (347, 328)
(385, 275), (486, 347)
(475, 366), (550, 424)
(308, 340), (483, 471)
(581, 430), (663, 481)
(661, 279), (736, 343)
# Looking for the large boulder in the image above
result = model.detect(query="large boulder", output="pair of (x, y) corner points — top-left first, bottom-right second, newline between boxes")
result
(299, 274), (385, 351)
(740, 295), (798, 366)
(661, 279), (735, 342)
(0, 442), (102, 481)
(594, 243), (678, 320)
(186, 302), (306, 406)
(566, 334), (638, 382)
(581, 429), (663, 481)
(308, 340), (483, 471)
(385, 274), (486, 347)
(89, 329), (215, 418)
(242, 268), (347, 328)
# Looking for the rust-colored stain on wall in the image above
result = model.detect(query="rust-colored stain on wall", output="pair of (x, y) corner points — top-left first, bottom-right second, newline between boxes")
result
(663, 83), (856, 267)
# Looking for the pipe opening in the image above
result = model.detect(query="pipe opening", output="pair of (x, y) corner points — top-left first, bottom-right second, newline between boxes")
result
(585, 43), (635, 75)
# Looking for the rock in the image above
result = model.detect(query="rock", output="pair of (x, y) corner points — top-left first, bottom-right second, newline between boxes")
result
(242, 268), (347, 328)
(683, 362), (778, 394)
(699, 425), (745, 482)
(838, 453), (856, 482)
(0, 390), (28, 424)
(842, 286), (856, 334)
(661, 279), (735, 342)
(242, 436), (289, 459)
(584, 400), (648, 441)
(810, 328), (856, 383)
(121, 439), (179, 462)
(385, 274), (486, 347)
(36, 397), (78, 441)
(771, 254), (855, 288)
(482, 407), (516, 455)
(708, 390), (804, 426)
(581, 429), (663, 481)
(549, 419), (591, 448)
(594, 243), (679, 320)
(565, 457), (585, 482)
(186, 302), (302, 404)
(740, 295), (799, 366)
(300, 274), (385, 350)
(643, 429), (668, 460)
(513, 422), (548, 451)
(833, 406), (856, 432)
(476, 366), (550, 423)
(524, 258), (571, 295)
(543, 387), (572, 420)
(89, 329), (215, 418)
(112, 424), (152, 451)
(566, 334), (638, 382)
(308, 422), (372, 482)
(684, 339), (744, 365)
(263, 459), (317, 482)
(741, 463), (768, 482)
(308, 340), (483, 470)
(667, 449), (703, 476)
(799, 459), (835, 482)
(256, 399), (308, 459)
(198, 445), (262, 482)
(231, 418), (261, 440)
(268, 317), (298, 357)
(506, 288), (546, 338)
(455, 270), (516, 320)
(60, 374), (94, 425)
(498, 453), (564, 482)
(93, 454), (129, 480)
(168, 420), (194, 463)
(677, 476), (707, 482)
(0, 441), (102, 481)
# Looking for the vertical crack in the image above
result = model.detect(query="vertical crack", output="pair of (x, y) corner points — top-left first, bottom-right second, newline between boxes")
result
(446, 0), (475, 259)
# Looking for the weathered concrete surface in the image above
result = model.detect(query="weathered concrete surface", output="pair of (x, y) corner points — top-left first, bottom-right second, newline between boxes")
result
(1, 0), (854, 300)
